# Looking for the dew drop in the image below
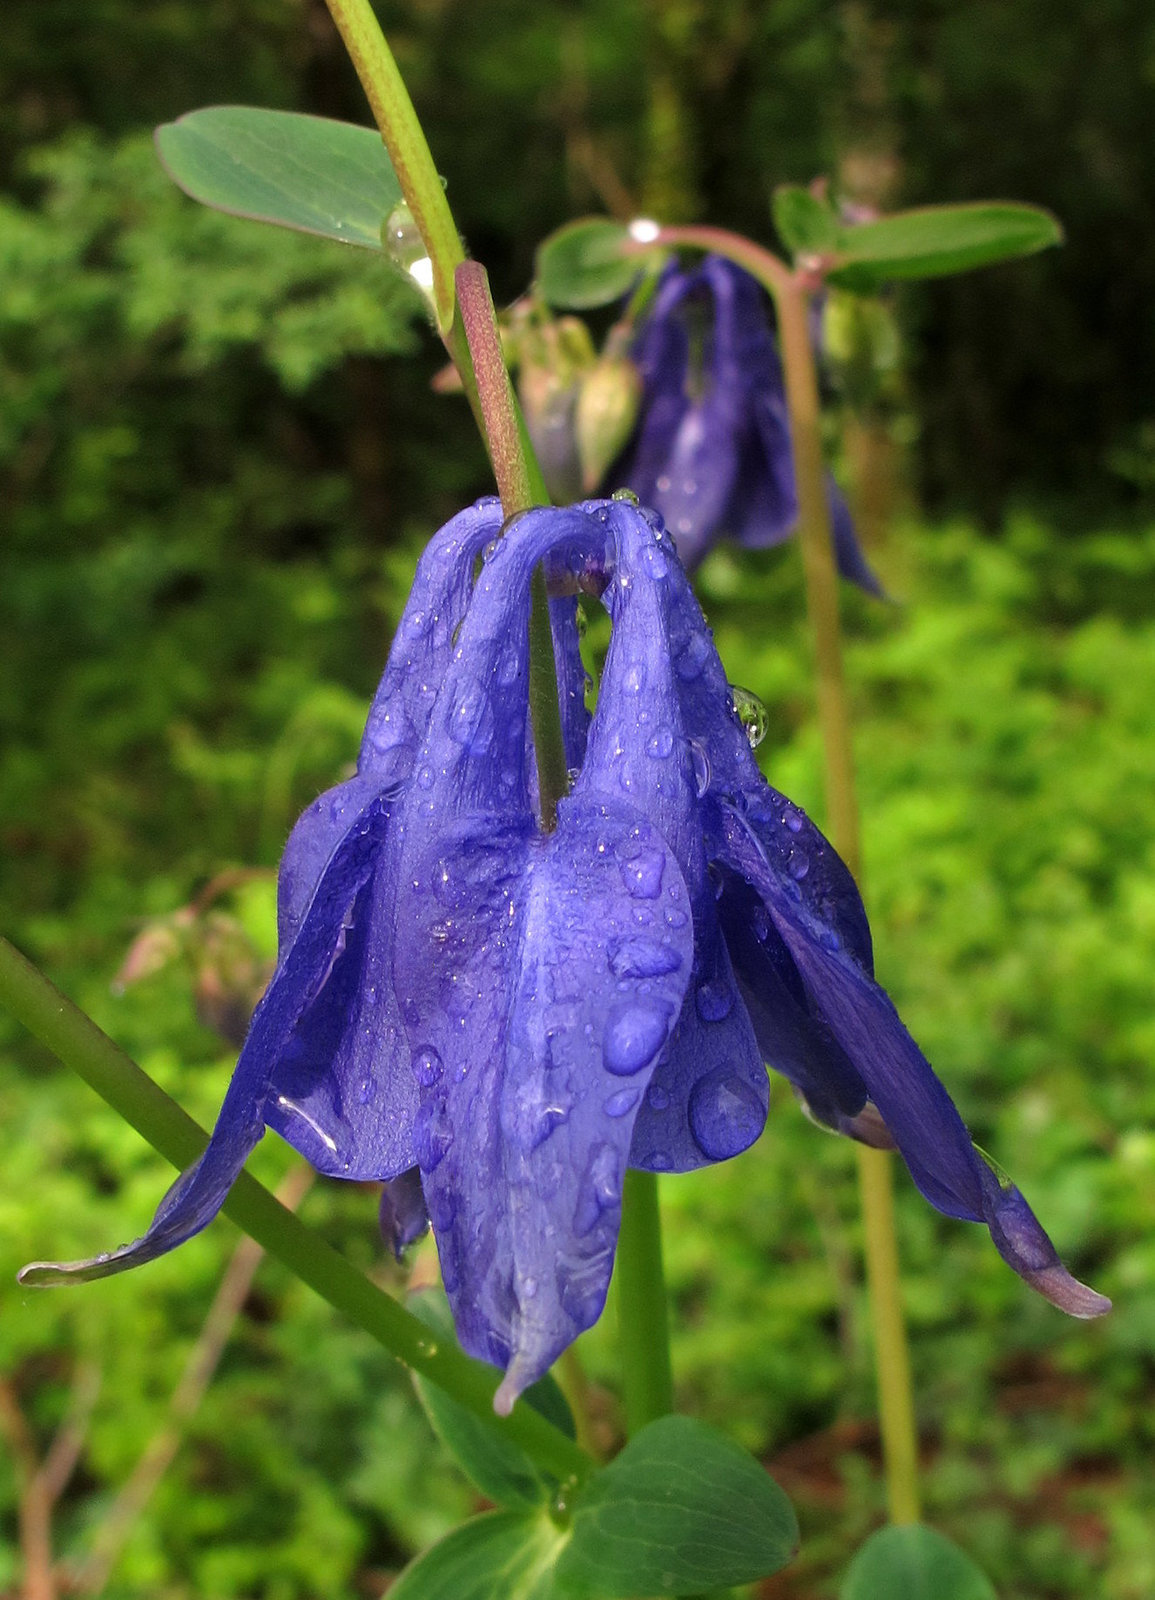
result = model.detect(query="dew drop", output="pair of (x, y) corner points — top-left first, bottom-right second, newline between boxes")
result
(612, 487), (640, 505)
(788, 849), (810, 880)
(729, 684), (769, 749)
(573, 1142), (622, 1236)
(783, 806), (804, 834)
(448, 679), (494, 753)
(357, 1078), (374, 1105)
(619, 847), (665, 899)
(676, 630), (710, 682)
(648, 1150), (673, 1171)
(646, 1083), (670, 1111)
(623, 663), (646, 695)
(690, 741), (711, 797)
(603, 1001), (671, 1075)
(604, 1087), (641, 1118)
(416, 763), (435, 791)
(752, 905), (771, 942)
(608, 936), (682, 979)
(695, 978), (734, 1023)
(414, 1096), (453, 1172)
(647, 727), (675, 760)
(689, 1068), (766, 1161)
(412, 1045), (444, 1088)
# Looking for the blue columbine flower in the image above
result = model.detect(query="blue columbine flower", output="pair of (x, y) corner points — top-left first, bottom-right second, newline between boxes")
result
(616, 254), (883, 592)
(23, 496), (1106, 1407)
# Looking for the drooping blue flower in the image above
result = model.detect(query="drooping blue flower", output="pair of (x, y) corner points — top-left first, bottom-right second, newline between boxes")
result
(23, 496), (1106, 1408)
(615, 254), (883, 592)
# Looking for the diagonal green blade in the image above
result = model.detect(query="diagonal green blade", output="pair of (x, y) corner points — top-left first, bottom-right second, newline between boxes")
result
(155, 105), (404, 249)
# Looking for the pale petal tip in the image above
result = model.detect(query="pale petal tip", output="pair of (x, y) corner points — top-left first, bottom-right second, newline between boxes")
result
(492, 1373), (520, 1417)
(1025, 1262), (1111, 1319)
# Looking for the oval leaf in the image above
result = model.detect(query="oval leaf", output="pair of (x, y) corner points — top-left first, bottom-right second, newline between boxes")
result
(827, 202), (1062, 291)
(389, 1511), (567, 1600)
(555, 1415), (798, 1596)
(772, 184), (842, 258)
(155, 106), (404, 249)
(536, 219), (653, 309)
(841, 1525), (998, 1600)
(410, 1289), (576, 1510)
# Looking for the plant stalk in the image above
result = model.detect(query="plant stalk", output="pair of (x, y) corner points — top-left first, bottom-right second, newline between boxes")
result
(656, 224), (922, 1524)
(770, 270), (921, 1528)
(454, 261), (570, 832)
(615, 1170), (674, 1435)
(323, 0), (462, 331)
(0, 936), (590, 1487)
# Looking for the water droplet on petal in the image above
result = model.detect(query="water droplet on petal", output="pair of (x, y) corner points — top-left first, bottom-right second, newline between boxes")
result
(416, 763), (435, 790)
(612, 487), (640, 506)
(412, 1046), (444, 1088)
(646, 1084), (670, 1111)
(676, 631), (709, 681)
(788, 849), (809, 880)
(414, 1096), (453, 1172)
(690, 741), (711, 797)
(608, 936), (682, 979)
(752, 905), (771, 942)
(448, 679), (494, 753)
(603, 1001), (671, 1075)
(648, 1150), (673, 1171)
(623, 663), (646, 695)
(619, 847), (665, 899)
(573, 1142), (622, 1236)
(647, 727), (675, 760)
(695, 978), (734, 1023)
(729, 684), (769, 749)
(783, 807), (804, 834)
(604, 1087), (641, 1118)
(689, 1068), (766, 1161)
(358, 1078), (374, 1105)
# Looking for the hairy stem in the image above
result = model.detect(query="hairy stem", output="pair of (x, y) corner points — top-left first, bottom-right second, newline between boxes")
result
(323, 0), (462, 331)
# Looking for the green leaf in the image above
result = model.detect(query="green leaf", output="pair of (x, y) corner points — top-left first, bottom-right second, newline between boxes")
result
(410, 1290), (575, 1509)
(555, 1415), (798, 1596)
(772, 185), (842, 257)
(155, 106), (404, 249)
(536, 218), (653, 309)
(826, 202), (1062, 291)
(389, 1511), (568, 1600)
(841, 1525), (998, 1600)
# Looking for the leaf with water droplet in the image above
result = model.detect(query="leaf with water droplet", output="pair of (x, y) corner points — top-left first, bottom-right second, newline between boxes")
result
(155, 106), (405, 250)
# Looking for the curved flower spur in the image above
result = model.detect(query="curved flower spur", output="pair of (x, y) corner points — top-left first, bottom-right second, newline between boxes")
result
(22, 496), (1107, 1410)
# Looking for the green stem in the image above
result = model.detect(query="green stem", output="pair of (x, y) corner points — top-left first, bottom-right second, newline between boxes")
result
(323, 0), (462, 332)
(770, 272), (920, 1527)
(615, 1171), (673, 1435)
(655, 224), (921, 1524)
(0, 936), (590, 1488)
(453, 261), (570, 833)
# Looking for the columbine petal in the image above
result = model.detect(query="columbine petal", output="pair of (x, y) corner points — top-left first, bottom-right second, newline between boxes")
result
(20, 502), (506, 1286)
(393, 504), (694, 1406)
(710, 798), (1108, 1314)
(615, 255), (882, 592)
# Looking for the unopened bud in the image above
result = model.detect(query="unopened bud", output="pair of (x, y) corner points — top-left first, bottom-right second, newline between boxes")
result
(575, 355), (642, 494)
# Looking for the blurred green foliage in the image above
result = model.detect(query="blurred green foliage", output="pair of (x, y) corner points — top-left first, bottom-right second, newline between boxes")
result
(2, 1), (1154, 1597)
